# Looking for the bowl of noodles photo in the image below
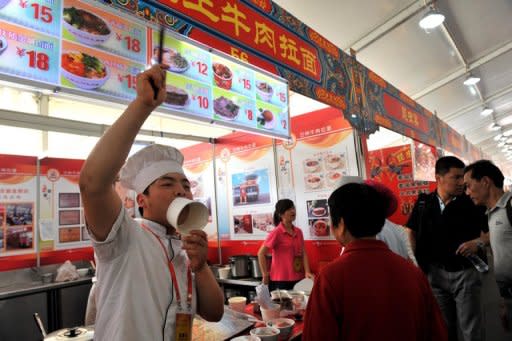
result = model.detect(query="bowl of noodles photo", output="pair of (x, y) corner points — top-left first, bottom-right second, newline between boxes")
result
(63, 7), (112, 46)
(61, 51), (109, 90)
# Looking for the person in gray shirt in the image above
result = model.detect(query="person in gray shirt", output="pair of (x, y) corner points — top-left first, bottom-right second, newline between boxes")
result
(464, 160), (512, 332)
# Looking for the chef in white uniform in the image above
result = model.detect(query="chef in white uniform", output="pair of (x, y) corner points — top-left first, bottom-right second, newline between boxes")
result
(79, 64), (224, 341)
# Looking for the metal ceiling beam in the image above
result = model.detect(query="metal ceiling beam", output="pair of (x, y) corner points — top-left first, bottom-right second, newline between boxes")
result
(412, 40), (512, 100)
(347, 0), (430, 52)
(443, 83), (512, 122)
(0, 109), (213, 143)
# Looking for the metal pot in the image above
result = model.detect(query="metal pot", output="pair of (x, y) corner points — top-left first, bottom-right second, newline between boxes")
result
(44, 327), (94, 341)
(229, 255), (250, 278)
(249, 256), (262, 278)
(34, 313), (94, 341)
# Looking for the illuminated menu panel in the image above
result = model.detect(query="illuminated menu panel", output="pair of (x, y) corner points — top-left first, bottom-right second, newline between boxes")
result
(154, 29), (290, 139)
(0, 0), (290, 139)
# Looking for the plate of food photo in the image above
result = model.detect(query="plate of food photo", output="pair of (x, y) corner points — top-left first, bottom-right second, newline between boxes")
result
(61, 51), (109, 90)
(63, 7), (112, 46)
(164, 85), (190, 109)
(214, 96), (240, 121)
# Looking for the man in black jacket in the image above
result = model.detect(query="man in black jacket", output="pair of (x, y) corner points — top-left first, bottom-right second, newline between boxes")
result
(406, 156), (489, 341)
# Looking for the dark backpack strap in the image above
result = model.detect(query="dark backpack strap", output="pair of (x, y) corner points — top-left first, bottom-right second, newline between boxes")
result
(507, 196), (512, 227)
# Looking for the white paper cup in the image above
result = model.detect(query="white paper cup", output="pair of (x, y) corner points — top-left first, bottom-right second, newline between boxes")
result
(228, 296), (247, 312)
(166, 197), (209, 235)
(260, 303), (280, 321)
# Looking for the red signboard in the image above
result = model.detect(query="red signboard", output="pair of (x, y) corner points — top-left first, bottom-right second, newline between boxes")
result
(158, 0), (321, 80)
(383, 93), (430, 134)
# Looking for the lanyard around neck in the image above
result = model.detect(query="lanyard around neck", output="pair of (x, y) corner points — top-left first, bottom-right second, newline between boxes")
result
(140, 223), (192, 308)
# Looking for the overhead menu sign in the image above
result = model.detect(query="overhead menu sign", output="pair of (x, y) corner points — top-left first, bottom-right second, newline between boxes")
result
(156, 29), (290, 139)
(0, 0), (290, 140)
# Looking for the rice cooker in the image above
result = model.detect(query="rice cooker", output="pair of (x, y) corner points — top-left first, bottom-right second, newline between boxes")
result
(229, 255), (250, 278)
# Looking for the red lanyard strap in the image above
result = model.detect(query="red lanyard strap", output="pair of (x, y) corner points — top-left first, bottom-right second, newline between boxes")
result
(140, 224), (193, 308)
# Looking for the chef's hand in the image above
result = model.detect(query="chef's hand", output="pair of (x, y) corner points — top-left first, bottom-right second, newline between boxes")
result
(135, 64), (168, 110)
(182, 230), (208, 272)
(262, 273), (270, 285)
(305, 272), (315, 280)
(456, 240), (479, 257)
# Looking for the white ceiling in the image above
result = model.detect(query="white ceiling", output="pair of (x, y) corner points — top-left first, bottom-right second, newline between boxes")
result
(273, 0), (512, 172)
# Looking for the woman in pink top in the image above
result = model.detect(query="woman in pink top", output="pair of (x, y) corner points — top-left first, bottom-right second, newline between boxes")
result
(257, 199), (314, 290)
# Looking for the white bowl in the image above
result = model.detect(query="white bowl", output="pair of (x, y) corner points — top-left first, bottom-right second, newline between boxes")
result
(61, 52), (110, 90)
(231, 336), (261, 341)
(63, 15), (112, 46)
(0, 0), (11, 9)
(256, 81), (273, 102)
(266, 318), (295, 338)
(250, 327), (280, 341)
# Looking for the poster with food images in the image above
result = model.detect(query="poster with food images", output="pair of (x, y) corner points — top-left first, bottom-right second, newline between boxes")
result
(0, 20), (60, 84)
(60, 40), (143, 99)
(0, 155), (37, 256)
(275, 108), (359, 240)
(225, 146), (277, 240)
(0, 0), (62, 37)
(62, 0), (147, 63)
(38, 158), (90, 250)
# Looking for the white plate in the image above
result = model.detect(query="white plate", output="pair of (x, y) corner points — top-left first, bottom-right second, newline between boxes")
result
(165, 96), (190, 109)
(263, 117), (276, 130)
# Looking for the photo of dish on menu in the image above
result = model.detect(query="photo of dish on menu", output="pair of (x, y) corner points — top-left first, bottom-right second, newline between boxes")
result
(309, 218), (330, 237)
(61, 51), (110, 90)
(211, 55), (254, 99)
(62, 0), (147, 63)
(256, 101), (284, 131)
(302, 152), (348, 191)
(307, 199), (329, 218)
(255, 74), (288, 108)
(213, 87), (256, 126)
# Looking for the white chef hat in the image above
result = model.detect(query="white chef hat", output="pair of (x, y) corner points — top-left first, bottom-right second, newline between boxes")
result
(119, 144), (185, 194)
(336, 175), (363, 188)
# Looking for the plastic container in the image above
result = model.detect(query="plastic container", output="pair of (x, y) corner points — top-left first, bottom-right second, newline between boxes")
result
(228, 296), (247, 312)
(466, 254), (489, 273)
(218, 266), (231, 279)
(260, 303), (280, 321)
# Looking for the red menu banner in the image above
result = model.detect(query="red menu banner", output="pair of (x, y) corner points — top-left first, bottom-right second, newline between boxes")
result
(158, 0), (321, 81)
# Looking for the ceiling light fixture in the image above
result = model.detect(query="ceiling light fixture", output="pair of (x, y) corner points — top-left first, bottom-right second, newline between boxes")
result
(419, 7), (445, 29)
(481, 108), (494, 116)
(463, 75), (481, 86)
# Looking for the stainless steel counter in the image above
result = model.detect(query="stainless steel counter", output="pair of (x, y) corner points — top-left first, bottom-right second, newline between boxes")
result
(0, 275), (93, 299)
(217, 277), (261, 287)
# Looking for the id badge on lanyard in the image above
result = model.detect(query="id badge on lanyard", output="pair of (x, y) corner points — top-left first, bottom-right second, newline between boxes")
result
(141, 224), (193, 341)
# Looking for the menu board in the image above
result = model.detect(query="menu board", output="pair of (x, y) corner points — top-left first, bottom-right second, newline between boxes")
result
(154, 29), (290, 139)
(0, 0), (290, 140)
